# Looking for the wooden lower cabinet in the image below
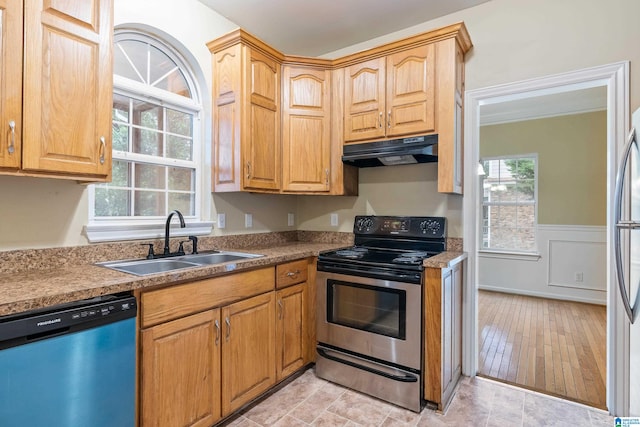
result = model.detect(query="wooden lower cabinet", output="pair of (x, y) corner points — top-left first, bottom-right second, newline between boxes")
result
(424, 260), (464, 410)
(221, 292), (276, 415)
(276, 282), (306, 380)
(139, 261), (314, 426)
(141, 309), (221, 427)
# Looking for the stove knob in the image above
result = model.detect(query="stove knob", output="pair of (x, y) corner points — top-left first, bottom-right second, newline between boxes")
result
(356, 217), (374, 232)
(420, 220), (441, 235)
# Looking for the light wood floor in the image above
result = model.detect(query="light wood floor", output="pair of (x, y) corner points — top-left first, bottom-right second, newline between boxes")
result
(478, 290), (607, 409)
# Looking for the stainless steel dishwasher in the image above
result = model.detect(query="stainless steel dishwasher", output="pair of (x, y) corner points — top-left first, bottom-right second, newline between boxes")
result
(0, 292), (137, 427)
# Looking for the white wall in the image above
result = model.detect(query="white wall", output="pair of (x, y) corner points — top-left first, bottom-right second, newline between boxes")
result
(479, 225), (607, 304)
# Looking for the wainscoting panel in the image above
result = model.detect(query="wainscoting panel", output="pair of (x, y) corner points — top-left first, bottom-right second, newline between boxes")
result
(478, 225), (606, 304)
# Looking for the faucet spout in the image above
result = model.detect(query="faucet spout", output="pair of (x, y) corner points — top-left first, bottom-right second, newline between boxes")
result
(164, 210), (186, 255)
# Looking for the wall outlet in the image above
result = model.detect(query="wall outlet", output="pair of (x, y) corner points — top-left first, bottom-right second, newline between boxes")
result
(245, 213), (253, 228)
(288, 213), (295, 227)
(330, 213), (339, 227)
(217, 213), (226, 229)
(575, 272), (584, 282)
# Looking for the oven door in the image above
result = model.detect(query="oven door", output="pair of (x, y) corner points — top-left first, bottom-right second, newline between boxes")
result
(317, 270), (422, 370)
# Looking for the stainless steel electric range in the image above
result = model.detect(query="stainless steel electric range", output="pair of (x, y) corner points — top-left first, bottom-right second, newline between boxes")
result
(315, 215), (446, 412)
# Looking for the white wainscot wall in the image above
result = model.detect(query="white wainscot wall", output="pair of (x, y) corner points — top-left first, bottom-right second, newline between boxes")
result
(478, 225), (606, 305)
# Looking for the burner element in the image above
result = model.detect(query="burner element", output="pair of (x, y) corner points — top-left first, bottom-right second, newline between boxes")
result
(392, 251), (430, 265)
(335, 247), (369, 259)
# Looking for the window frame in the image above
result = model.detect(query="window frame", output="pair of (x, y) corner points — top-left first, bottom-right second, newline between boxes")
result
(86, 30), (212, 243)
(479, 153), (539, 255)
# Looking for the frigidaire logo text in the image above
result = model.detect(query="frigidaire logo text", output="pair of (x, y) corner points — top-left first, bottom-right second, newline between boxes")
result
(37, 318), (61, 327)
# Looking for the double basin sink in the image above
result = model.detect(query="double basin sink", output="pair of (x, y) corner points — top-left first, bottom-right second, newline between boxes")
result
(99, 251), (263, 276)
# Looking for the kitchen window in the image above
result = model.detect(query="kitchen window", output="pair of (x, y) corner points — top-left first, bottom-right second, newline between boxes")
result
(87, 30), (212, 242)
(480, 155), (538, 253)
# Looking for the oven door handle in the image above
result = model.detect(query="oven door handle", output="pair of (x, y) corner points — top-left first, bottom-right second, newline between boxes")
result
(317, 347), (417, 383)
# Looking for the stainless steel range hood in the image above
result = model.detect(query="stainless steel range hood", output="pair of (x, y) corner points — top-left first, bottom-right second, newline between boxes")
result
(342, 134), (438, 168)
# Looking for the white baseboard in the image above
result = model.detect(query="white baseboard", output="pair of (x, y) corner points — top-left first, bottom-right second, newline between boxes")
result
(478, 284), (606, 305)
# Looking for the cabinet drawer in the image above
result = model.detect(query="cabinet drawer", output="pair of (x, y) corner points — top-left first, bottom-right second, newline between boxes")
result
(276, 259), (308, 288)
(141, 266), (275, 328)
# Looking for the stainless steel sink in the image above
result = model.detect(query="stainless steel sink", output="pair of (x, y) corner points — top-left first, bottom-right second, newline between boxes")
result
(182, 251), (263, 265)
(98, 251), (263, 276)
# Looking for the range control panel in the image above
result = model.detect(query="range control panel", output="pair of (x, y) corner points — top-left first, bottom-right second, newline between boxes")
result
(353, 215), (446, 238)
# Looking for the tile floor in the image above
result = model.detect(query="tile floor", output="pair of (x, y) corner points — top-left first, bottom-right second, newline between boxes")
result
(224, 368), (615, 426)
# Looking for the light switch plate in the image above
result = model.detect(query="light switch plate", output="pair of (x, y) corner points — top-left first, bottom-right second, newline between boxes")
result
(245, 213), (253, 228)
(330, 213), (338, 227)
(288, 213), (295, 227)
(217, 213), (226, 229)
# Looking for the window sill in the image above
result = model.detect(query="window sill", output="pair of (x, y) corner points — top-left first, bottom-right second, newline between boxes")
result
(85, 221), (214, 243)
(478, 250), (541, 261)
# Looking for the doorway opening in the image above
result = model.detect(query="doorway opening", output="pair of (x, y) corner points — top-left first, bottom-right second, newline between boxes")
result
(462, 62), (629, 415)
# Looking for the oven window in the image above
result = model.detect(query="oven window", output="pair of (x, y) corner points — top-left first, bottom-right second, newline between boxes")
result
(327, 280), (406, 339)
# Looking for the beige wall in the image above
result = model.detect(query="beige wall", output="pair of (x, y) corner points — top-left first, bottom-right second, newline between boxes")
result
(297, 164), (463, 236)
(1, 0), (637, 250)
(480, 111), (607, 226)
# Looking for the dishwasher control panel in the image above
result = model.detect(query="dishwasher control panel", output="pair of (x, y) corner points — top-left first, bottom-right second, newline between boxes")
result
(0, 293), (137, 349)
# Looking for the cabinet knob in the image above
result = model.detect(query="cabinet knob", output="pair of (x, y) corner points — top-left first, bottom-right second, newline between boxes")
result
(378, 112), (383, 128)
(214, 319), (220, 346)
(325, 169), (329, 186)
(7, 120), (15, 154)
(99, 136), (106, 165)
(278, 299), (283, 320)
(225, 317), (231, 340)
(388, 111), (391, 129)
(246, 161), (252, 179)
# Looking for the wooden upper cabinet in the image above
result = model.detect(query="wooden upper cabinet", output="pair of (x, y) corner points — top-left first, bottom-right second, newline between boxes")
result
(344, 45), (435, 143)
(21, 0), (112, 179)
(0, 0), (23, 170)
(386, 44), (435, 137)
(209, 32), (281, 193)
(282, 65), (331, 192)
(344, 57), (386, 142)
(245, 49), (280, 191)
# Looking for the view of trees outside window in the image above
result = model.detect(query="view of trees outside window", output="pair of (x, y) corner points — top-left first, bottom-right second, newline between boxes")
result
(93, 34), (199, 219)
(481, 156), (537, 252)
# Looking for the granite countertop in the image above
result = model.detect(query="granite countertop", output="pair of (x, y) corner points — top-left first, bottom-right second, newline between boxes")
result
(0, 242), (344, 317)
(0, 232), (466, 317)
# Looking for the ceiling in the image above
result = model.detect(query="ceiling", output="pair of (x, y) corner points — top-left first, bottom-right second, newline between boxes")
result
(198, 0), (490, 56)
(480, 86), (608, 125)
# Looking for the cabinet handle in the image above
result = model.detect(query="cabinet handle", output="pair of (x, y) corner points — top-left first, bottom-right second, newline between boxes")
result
(214, 319), (220, 346)
(388, 111), (391, 129)
(99, 136), (106, 165)
(378, 112), (383, 128)
(7, 121), (15, 154)
(278, 299), (283, 320)
(246, 162), (252, 179)
(286, 270), (300, 278)
(225, 317), (231, 341)
(325, 169), (329, 186)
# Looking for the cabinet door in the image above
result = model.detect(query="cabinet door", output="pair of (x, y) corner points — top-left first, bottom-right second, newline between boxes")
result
(22, 0), (112, 179)
(141, 309), (221, 427)
(221, 292), (276, 415)
(344, 57), (386, 142)
(386, 44), (436, 137)
(276, 283), (306, 380)
(441, 269), (453, 393)
(282, 66), (331, 192)
(212, 44), (242, 192)
(0, 0), (22, 169)
(452, 262), (463, 383)
(244, 49), (280, 191)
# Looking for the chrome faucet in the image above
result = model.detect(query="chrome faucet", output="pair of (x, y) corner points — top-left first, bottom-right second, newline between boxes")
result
(163, 210), (186, 256)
